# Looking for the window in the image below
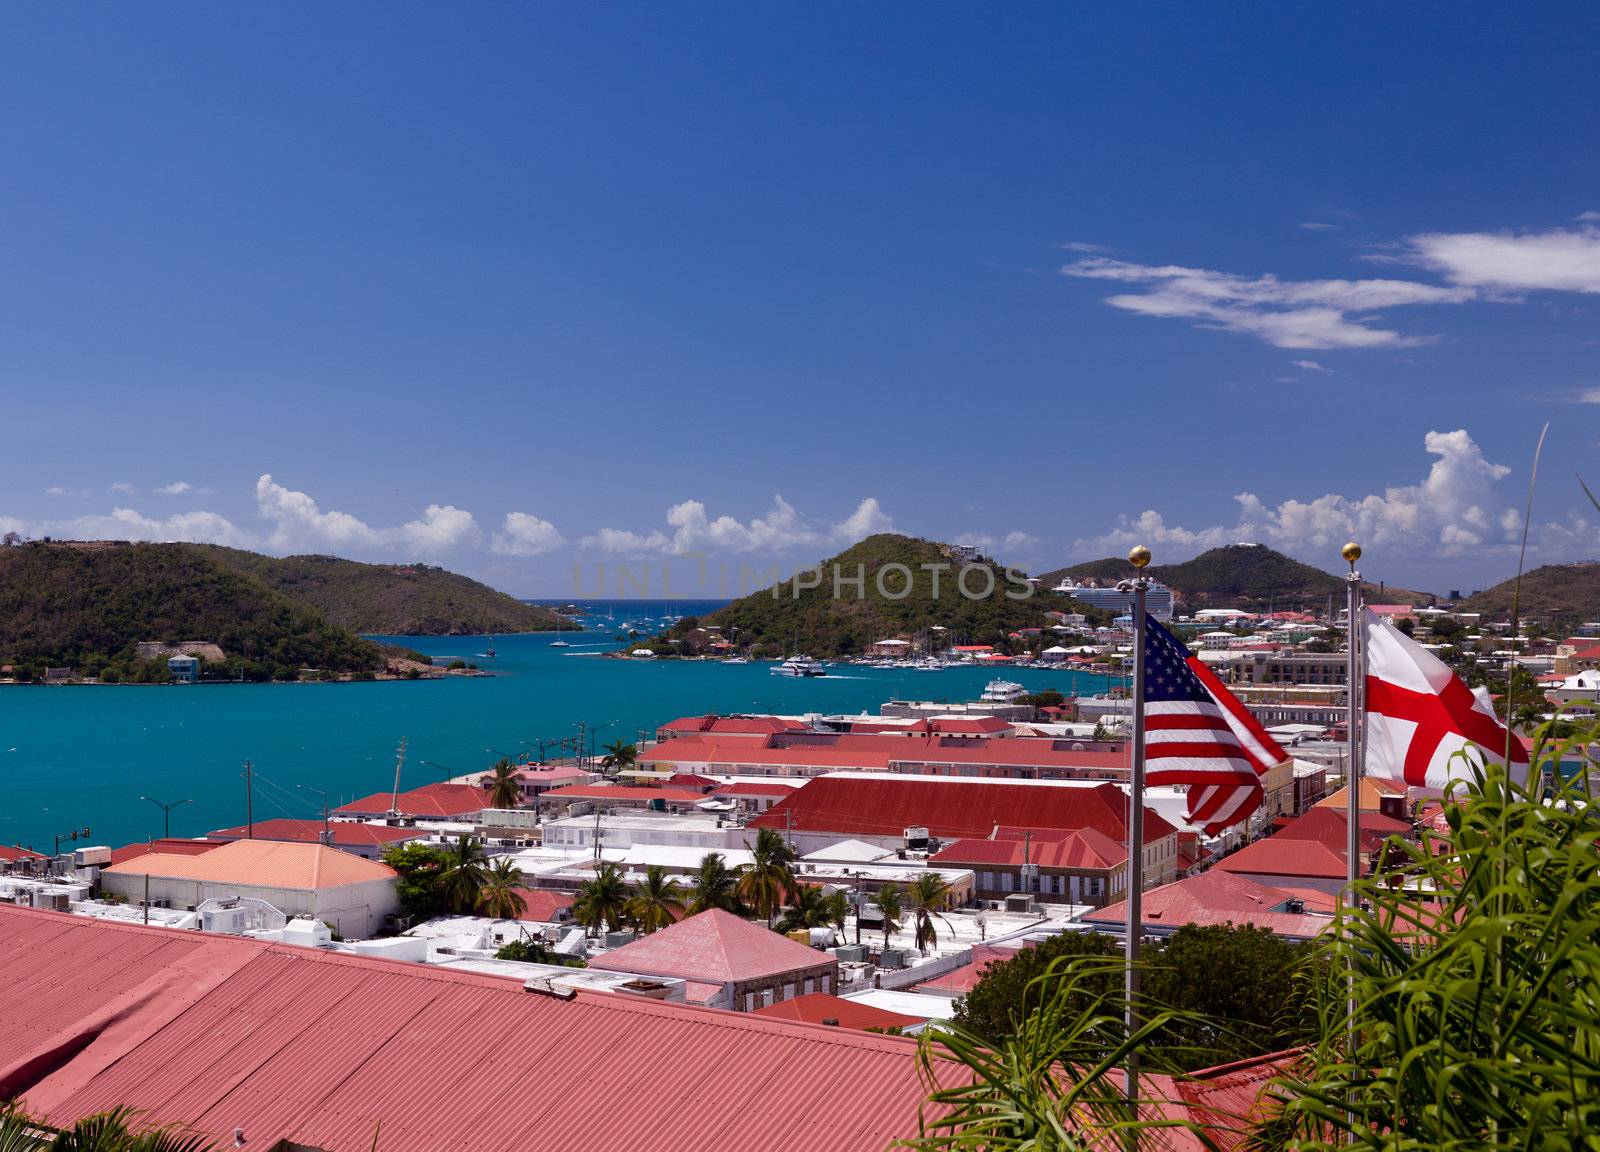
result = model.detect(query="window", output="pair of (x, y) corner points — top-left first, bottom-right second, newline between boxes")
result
(782, 982), (795, 1001)
(761, 989), (774, 1007)
(804, 977), (814, 995)
(745, 993), (755, 1011)
(821, 974), (831, 993)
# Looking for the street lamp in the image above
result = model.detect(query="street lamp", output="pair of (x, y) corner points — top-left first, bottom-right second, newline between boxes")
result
(419, 760), (457, 783)
(138, 796), (191, 839)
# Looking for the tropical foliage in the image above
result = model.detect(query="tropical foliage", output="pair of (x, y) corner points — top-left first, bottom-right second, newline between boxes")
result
(0, 1105), (214, 1152)
(571, 860), (631, 935)
(625, 864), (687, 934)
(739, 827), (797, 925)
(475, 857), (527, 920)
(688, 851), (742, 914)
(599, 740), (637, 777)
(438, 835), (490, 914)
(875, 882), (903, 949)
(905, 873), (950, 952)
(485, 758), (521, 809)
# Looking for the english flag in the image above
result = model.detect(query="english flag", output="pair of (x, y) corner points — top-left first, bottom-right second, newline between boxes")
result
(1143, 615), (1289, 835)
(1363, 608), (1530, 789)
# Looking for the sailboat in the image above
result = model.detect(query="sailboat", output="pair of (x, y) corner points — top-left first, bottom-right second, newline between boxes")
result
(476, 636), (497, 659)
(549, 610), (571, 647)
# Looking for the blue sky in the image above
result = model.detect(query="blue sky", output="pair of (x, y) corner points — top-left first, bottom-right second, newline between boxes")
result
(3, 4), (1598, 596)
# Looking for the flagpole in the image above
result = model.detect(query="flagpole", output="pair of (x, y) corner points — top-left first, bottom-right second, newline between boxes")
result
(1341, 541), (1363, 1059)
(1121, 544), (1151, 1103)
(1342, 542), (1362, 891)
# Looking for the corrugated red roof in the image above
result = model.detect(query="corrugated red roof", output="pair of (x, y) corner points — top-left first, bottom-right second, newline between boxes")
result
(591, 910), (836, 985)
(333, 782), (489, 819)
(752, 993), (922, 1033)
(0, 904), (954, 1152)
(0, 845), (46, 864)
(711, 782), (801, 799)
(541, 784), (709, 805)
(1083, 869), (1334, 939)
(913, 945), (1018, 995)
(207, 819), (427, 849)
(751, 777), (1173, 843)
(109, 839), (226, 866)
(932, 826), (1127, 870)
(509, 887), (573, 922)
(1274, 806), (1410, 854)
(1211, 836), (1349, 880)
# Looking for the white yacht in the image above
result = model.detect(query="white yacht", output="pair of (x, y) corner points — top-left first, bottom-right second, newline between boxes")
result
(980, 678), (1027, 703)
(772, 655), (826, 677)
(911, 656), (945, 671)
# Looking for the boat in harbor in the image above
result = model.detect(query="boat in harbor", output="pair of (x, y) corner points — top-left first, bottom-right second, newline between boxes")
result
(980, 678), (1027, 703)
(720, 656), (749, 664)
(911, 656), (945, 671)
(771, 655), (826, 677)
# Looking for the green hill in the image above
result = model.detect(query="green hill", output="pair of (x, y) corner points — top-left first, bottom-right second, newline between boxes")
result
(1459, 564), (1600, 628)
(668, 533), (1108, 658)
(198, 548), (570, 635)
(0, 541), (388, 680)
(1040, 544), (1433, 611)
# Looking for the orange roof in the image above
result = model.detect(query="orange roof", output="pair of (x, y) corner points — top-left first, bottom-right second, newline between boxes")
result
(109, 838), (226, 865)
(1211, 835), (1349, 881)
(103, 838), (396, 890)
(333, 782), (489, 819)
(1084, 869), (1335, 939)
(541, 784), (708, 805)
(1314, 777), (1407, 813)
(208, 819), (427, 850)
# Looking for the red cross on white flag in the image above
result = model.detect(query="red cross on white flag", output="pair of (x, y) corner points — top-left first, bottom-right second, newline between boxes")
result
(1363, 608), (1530, 789)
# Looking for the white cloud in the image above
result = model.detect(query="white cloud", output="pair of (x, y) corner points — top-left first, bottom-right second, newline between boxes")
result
(1071, 429), (1567, 566)
(1578, 388), (1600, 404)
(955, 530), (1040, 557)
(109, 481), (135, 495)
(491, 512), (564, 556)
(832, 497), (893, 543)
(156, 481), (192, 495)
(1299, 222), (1338, 232)
(1405, 225), (1600, 294)
(1061, 255), (1473, 349)
(1577, 211), (1600, 223)
(1291, 359), (1331, 373)
(399, 504), (480, 553)
(582, 495), (894, 555)
(43, 485), (88, 497)
(254, 474), (380, 551)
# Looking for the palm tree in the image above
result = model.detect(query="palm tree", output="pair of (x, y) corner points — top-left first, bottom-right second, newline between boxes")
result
(689, 852), (740, 914)
(738, 827), (797, 926)
(822, 888), (850, 937)
(876, 882), (903, 949)
(475, 857), (527, 920)
(571, 860), (630, 935)
(906, 873), (950, 952)
(625, 864), (686, 934)
(777, 883), (831, 934)
(0, 1104), (217, 1152)
(485, 757), (521, 810)
(438, 835), (489, 914)
(599, 740), (637, 778)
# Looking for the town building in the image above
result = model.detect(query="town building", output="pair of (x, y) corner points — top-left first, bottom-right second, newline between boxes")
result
(930, 826), (1128, 906)
(166, 654), (199, 683)
(332, 782), (490, 822)
(751, 991), (925, 1034)
(207, 818), (432, 860)
(1080, 867), (1335, 941)
(99, 838), (400, 938)
(589, 908), (841, 1011)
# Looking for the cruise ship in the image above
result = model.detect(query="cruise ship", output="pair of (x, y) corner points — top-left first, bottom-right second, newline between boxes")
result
(1051, 576), (1176, 621)
(980, 678), (1027, 703)
(772, 655), (826, 677)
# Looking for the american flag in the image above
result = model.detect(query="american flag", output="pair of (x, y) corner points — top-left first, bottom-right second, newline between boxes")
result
(1142, 614), (1286, 835)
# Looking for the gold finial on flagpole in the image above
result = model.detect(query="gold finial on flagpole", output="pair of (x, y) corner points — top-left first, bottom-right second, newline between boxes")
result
(1128, 544), (1152, 570)
(1341, 541), (1362, 568)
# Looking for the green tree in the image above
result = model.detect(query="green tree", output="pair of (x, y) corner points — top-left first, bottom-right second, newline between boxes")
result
(485, 757), (521, 810)
(475, 857), (527, 920)
(381, 842), (452, 922)
(822, 888), (851, 937)
(599, 740), (637, 777)
(777, 884), (831, 933)
(688, 851), (741, 914)
(625, 864), (686, 934)
(875, 883), (904, 949)
(905, 872), (950, 952)
(571, 860), (630, 935)
(953, 930), (1122, 1041)
(739, 827), (797, 926)
(438, 835), (489, 915)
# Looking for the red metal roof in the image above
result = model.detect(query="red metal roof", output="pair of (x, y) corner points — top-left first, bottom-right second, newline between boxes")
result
(0, 845), (46, 864)
(913, 945), (1018, 995)
(752, 993), (922, 1033)
(1211, 836), (1349, 880)
(751, 777), (1174, 844)
(1083, 869), (1335, 940)
(711, 782), (801, 799)
(0, 904), (954, 1152)
(207, 819), (427, 849)
(541, 784), (709, 805)
(931, 827), (1127, 870)
(590, 909), (836, 985)
(109, 838), (226, 866)
(333, 782), (489, 819)
(509, 887), (574, 922)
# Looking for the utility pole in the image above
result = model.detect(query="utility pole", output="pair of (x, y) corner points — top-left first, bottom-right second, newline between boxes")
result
(389, 737), (407, 817)
(299, 784), (330, 846)
(785, 808), (794, 854)
(592, 807), (603, 862)
(242, 760), (253, 838)
(853, 871), (863, 945)
(1116, 544), (1151, 1103)
(576, 721), (588, 771)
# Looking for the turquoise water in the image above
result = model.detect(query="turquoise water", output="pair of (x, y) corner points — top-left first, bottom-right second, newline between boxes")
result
(0, 610), (1106, 852)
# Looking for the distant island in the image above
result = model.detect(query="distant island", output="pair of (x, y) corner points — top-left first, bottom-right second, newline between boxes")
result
(1040, 543), (1435, 611)
(0, 539), (574, 684)
(656, 533), (1109, 659)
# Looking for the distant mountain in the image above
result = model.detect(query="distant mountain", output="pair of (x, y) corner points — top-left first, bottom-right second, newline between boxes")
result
(669, 533), (1107, 658)
(1459, 564), (1600, 627)
(1040, 544), (1434, 611)
(198, 548), (570, 636)
(0, 541), (388, 679)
